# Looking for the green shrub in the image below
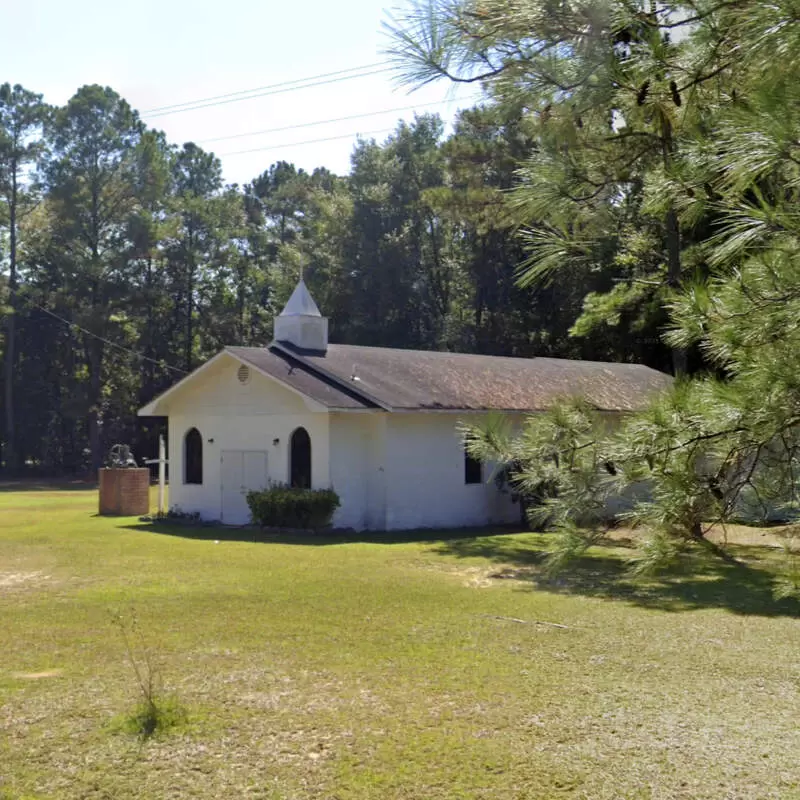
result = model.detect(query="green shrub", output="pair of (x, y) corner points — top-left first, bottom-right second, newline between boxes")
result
(246, 484), (340, 529)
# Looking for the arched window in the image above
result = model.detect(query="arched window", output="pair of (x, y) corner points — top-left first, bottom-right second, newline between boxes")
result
(185, 428), (203, 484)
(290, 427), (311, 489)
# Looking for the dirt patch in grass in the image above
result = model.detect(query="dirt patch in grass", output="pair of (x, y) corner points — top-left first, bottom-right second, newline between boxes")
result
(411, 557), (536, 589)
(0, 571), (51, 592)
(10, 670), (64, 680)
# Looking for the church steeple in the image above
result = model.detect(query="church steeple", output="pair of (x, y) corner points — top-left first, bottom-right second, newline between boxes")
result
(273, 279), (328, 352)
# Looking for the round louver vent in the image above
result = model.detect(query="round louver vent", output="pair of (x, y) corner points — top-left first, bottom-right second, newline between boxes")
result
(237, 364), (251, 385)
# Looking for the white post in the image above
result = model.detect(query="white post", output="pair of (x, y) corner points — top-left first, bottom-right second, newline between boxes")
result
(146, 436), (169, 516)
(158, 434), (166, 514)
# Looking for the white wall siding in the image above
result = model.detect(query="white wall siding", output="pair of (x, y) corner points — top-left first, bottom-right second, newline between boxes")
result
(365, 415), (389, 530)
(166, 355), (329, 523)
(329, 413), (370, 530)
(382, 413), (520, 530)
(328, 413), (392, 531)
(327, 411), (522, 532)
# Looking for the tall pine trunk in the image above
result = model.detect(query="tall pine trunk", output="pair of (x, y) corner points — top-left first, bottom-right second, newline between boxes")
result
(86, 337), (105, 474)
(3, 175), (18, 473)
(145, 255), (154, 396)
(87, 178), (105, 473)
(185, 225), (195, 372)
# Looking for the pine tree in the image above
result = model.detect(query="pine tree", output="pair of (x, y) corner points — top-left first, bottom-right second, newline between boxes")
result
(410, 1), (800, 587)
(387, 0), (739, 373)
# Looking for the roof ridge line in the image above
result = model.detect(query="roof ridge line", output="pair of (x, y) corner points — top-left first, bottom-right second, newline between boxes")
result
(269, 341), (393, 411)
(326, 343), (661, 370)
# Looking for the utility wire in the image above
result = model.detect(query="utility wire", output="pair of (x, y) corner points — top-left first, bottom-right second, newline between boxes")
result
(31, 302), (188, 375)
(197, 98), (479, 145)
(144, 62), (387, 113)
(145, 67), (392, 118)
(219, 127), (398, 157)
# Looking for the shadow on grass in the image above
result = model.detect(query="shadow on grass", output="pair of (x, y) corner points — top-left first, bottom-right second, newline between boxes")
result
(125, 520), (799, 618)
(122, 521), (522, 546)
(0, 479), (96, 492)
(436, 535), (800, 618)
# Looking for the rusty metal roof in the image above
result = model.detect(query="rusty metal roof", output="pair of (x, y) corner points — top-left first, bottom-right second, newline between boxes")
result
(229, 343), (671, 412)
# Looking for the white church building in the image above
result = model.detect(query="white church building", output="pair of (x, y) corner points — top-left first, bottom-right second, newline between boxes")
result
(138, 281), (671, 530)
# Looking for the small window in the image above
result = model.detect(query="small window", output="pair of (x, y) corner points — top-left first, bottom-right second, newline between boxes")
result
(185, 428), (203, 484)
(237, 364), (250, 384)
(290, 427), (312, 489)
(465, 449), (482, 484)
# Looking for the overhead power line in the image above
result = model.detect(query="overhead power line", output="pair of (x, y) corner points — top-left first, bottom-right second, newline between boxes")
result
(144, 65), (392, 118)
(219, 127), (398, 158)
(197, 97), (480, 145)
(31, 302), (187, 375)
(144, 62), (386, 113)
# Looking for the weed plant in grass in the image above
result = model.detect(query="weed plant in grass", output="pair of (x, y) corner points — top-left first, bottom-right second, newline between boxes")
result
(109, 607), (189, 739)
(111, 695), (188, 739)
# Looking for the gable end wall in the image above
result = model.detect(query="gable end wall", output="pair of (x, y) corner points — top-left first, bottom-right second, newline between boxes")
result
(166, 356), (330, 521)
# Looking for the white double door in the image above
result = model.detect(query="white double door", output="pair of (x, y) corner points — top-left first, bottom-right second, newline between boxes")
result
(220, 450), (268, 524)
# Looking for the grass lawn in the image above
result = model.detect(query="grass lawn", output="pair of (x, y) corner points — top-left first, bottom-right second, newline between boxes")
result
(1, 486), (799, 799)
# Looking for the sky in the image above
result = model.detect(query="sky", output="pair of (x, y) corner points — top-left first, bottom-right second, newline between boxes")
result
(1, 0), (479, 186)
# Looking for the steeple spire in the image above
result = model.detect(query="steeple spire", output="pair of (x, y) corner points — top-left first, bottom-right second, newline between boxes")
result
(273, 279), (328, 352)
(280, 279), (322, 317)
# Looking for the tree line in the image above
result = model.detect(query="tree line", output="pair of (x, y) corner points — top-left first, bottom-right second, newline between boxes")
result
(0, 79), (674, 475)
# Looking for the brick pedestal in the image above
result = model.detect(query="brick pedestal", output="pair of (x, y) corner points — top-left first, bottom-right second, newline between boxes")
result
(99, 468), (150, 516)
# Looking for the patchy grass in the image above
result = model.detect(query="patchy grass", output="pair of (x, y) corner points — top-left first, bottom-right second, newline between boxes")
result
(1, 488), (799, 799)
